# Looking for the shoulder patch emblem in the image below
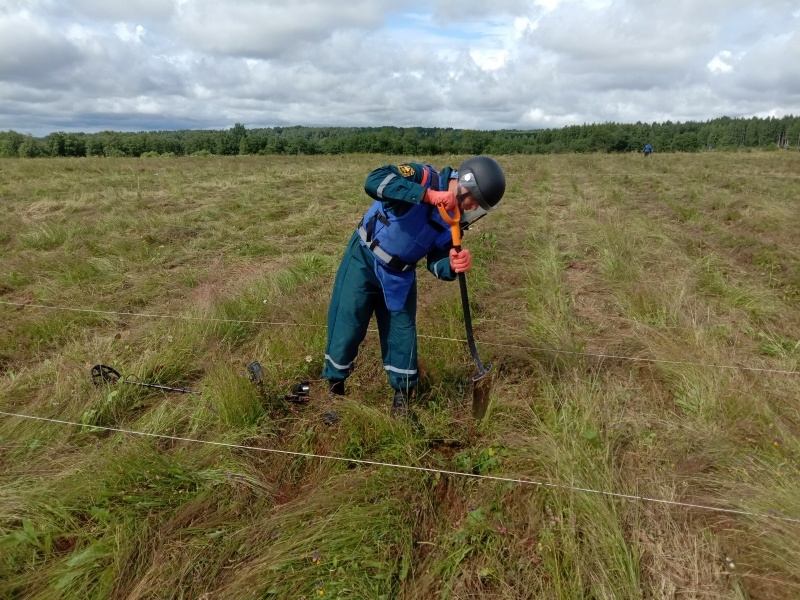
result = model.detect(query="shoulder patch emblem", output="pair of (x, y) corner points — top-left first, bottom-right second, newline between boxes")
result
(398, 164), (415, 177)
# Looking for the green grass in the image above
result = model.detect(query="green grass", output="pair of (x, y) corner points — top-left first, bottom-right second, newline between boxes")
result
(2, 152), (800, 598)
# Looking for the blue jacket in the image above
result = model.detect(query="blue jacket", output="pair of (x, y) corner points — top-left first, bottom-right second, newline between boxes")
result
(359, 163), (457, 311)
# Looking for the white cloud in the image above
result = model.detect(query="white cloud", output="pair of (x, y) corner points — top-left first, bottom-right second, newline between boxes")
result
(172, 0), (389, 59)
(470, 48), (507, 70)
(0, 9), (83, 80)
(70, 0), (174, 21)
(0, 0), (798, 135)
(707, 51), (733, 74)
(534, 0), (562, 13)
(114, 22), (146, 43)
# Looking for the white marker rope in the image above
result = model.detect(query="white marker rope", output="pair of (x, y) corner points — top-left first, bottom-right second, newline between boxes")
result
(0, 410), (797, 524)
(2, 300), (798, 376)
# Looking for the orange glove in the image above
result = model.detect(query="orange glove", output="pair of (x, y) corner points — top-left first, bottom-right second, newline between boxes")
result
(423, 189), (457, 213)
(449, 248), (472, 273)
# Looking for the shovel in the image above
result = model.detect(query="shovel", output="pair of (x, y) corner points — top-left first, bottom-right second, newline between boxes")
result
(437, 205), (493, 420)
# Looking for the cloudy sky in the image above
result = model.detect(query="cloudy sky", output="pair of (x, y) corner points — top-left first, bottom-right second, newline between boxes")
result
(2, 0), (799, 136)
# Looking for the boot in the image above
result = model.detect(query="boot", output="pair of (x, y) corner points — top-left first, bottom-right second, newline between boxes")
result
(391, 388), (410, 418)
(322, 380), (345, 425)
(392, 388), (424, 432)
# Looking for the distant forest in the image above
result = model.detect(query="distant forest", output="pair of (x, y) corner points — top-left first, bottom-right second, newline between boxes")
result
(1, 115), (798, 158)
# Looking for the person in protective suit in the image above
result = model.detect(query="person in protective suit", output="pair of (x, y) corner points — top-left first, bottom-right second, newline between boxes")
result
(322, 155), (506, 422)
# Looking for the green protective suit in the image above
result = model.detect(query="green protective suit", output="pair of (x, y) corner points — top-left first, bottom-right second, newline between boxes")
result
(323, 162), (459, 392)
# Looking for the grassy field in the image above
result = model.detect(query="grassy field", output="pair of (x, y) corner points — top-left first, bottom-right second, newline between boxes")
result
(1, 151), (800, 599)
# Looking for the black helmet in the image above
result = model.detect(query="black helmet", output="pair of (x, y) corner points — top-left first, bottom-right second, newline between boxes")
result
(457, 155), (506, 212)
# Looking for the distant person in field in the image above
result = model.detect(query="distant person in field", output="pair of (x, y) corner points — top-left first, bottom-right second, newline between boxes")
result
(644, 144), (653, 157)
(321, 156), (506, 424)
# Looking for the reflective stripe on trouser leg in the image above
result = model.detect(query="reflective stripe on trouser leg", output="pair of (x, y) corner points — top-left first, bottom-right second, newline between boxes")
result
(323, 233), (381, 382)
(375, 279), (418, 391)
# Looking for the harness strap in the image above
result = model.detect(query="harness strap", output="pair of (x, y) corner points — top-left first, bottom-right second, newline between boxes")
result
(358, 226), (415, 272)
(421, 165), (441, 191)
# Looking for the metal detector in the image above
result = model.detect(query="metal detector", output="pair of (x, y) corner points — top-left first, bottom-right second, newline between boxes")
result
(90, 364), (201, 395)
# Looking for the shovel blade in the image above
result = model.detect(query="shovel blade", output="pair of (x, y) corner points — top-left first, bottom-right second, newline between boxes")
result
(471, 365), (493, 421)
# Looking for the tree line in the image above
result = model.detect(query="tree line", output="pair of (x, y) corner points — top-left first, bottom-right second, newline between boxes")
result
(1, 115), (798, 158)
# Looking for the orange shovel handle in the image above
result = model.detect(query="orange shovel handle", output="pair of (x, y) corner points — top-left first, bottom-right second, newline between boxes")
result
(436, 205), (462, 249)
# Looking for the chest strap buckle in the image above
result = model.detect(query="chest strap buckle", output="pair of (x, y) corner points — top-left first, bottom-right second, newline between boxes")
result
(357, 226), (415, 272)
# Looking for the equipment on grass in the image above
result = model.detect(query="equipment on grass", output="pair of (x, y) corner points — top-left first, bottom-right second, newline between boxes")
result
(90, 364), (201, 394)
(247, 361), (310, 404)
(285, 380), (310, 404)
(437, 205), (494, 421)
(247, 361), (265, 383)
